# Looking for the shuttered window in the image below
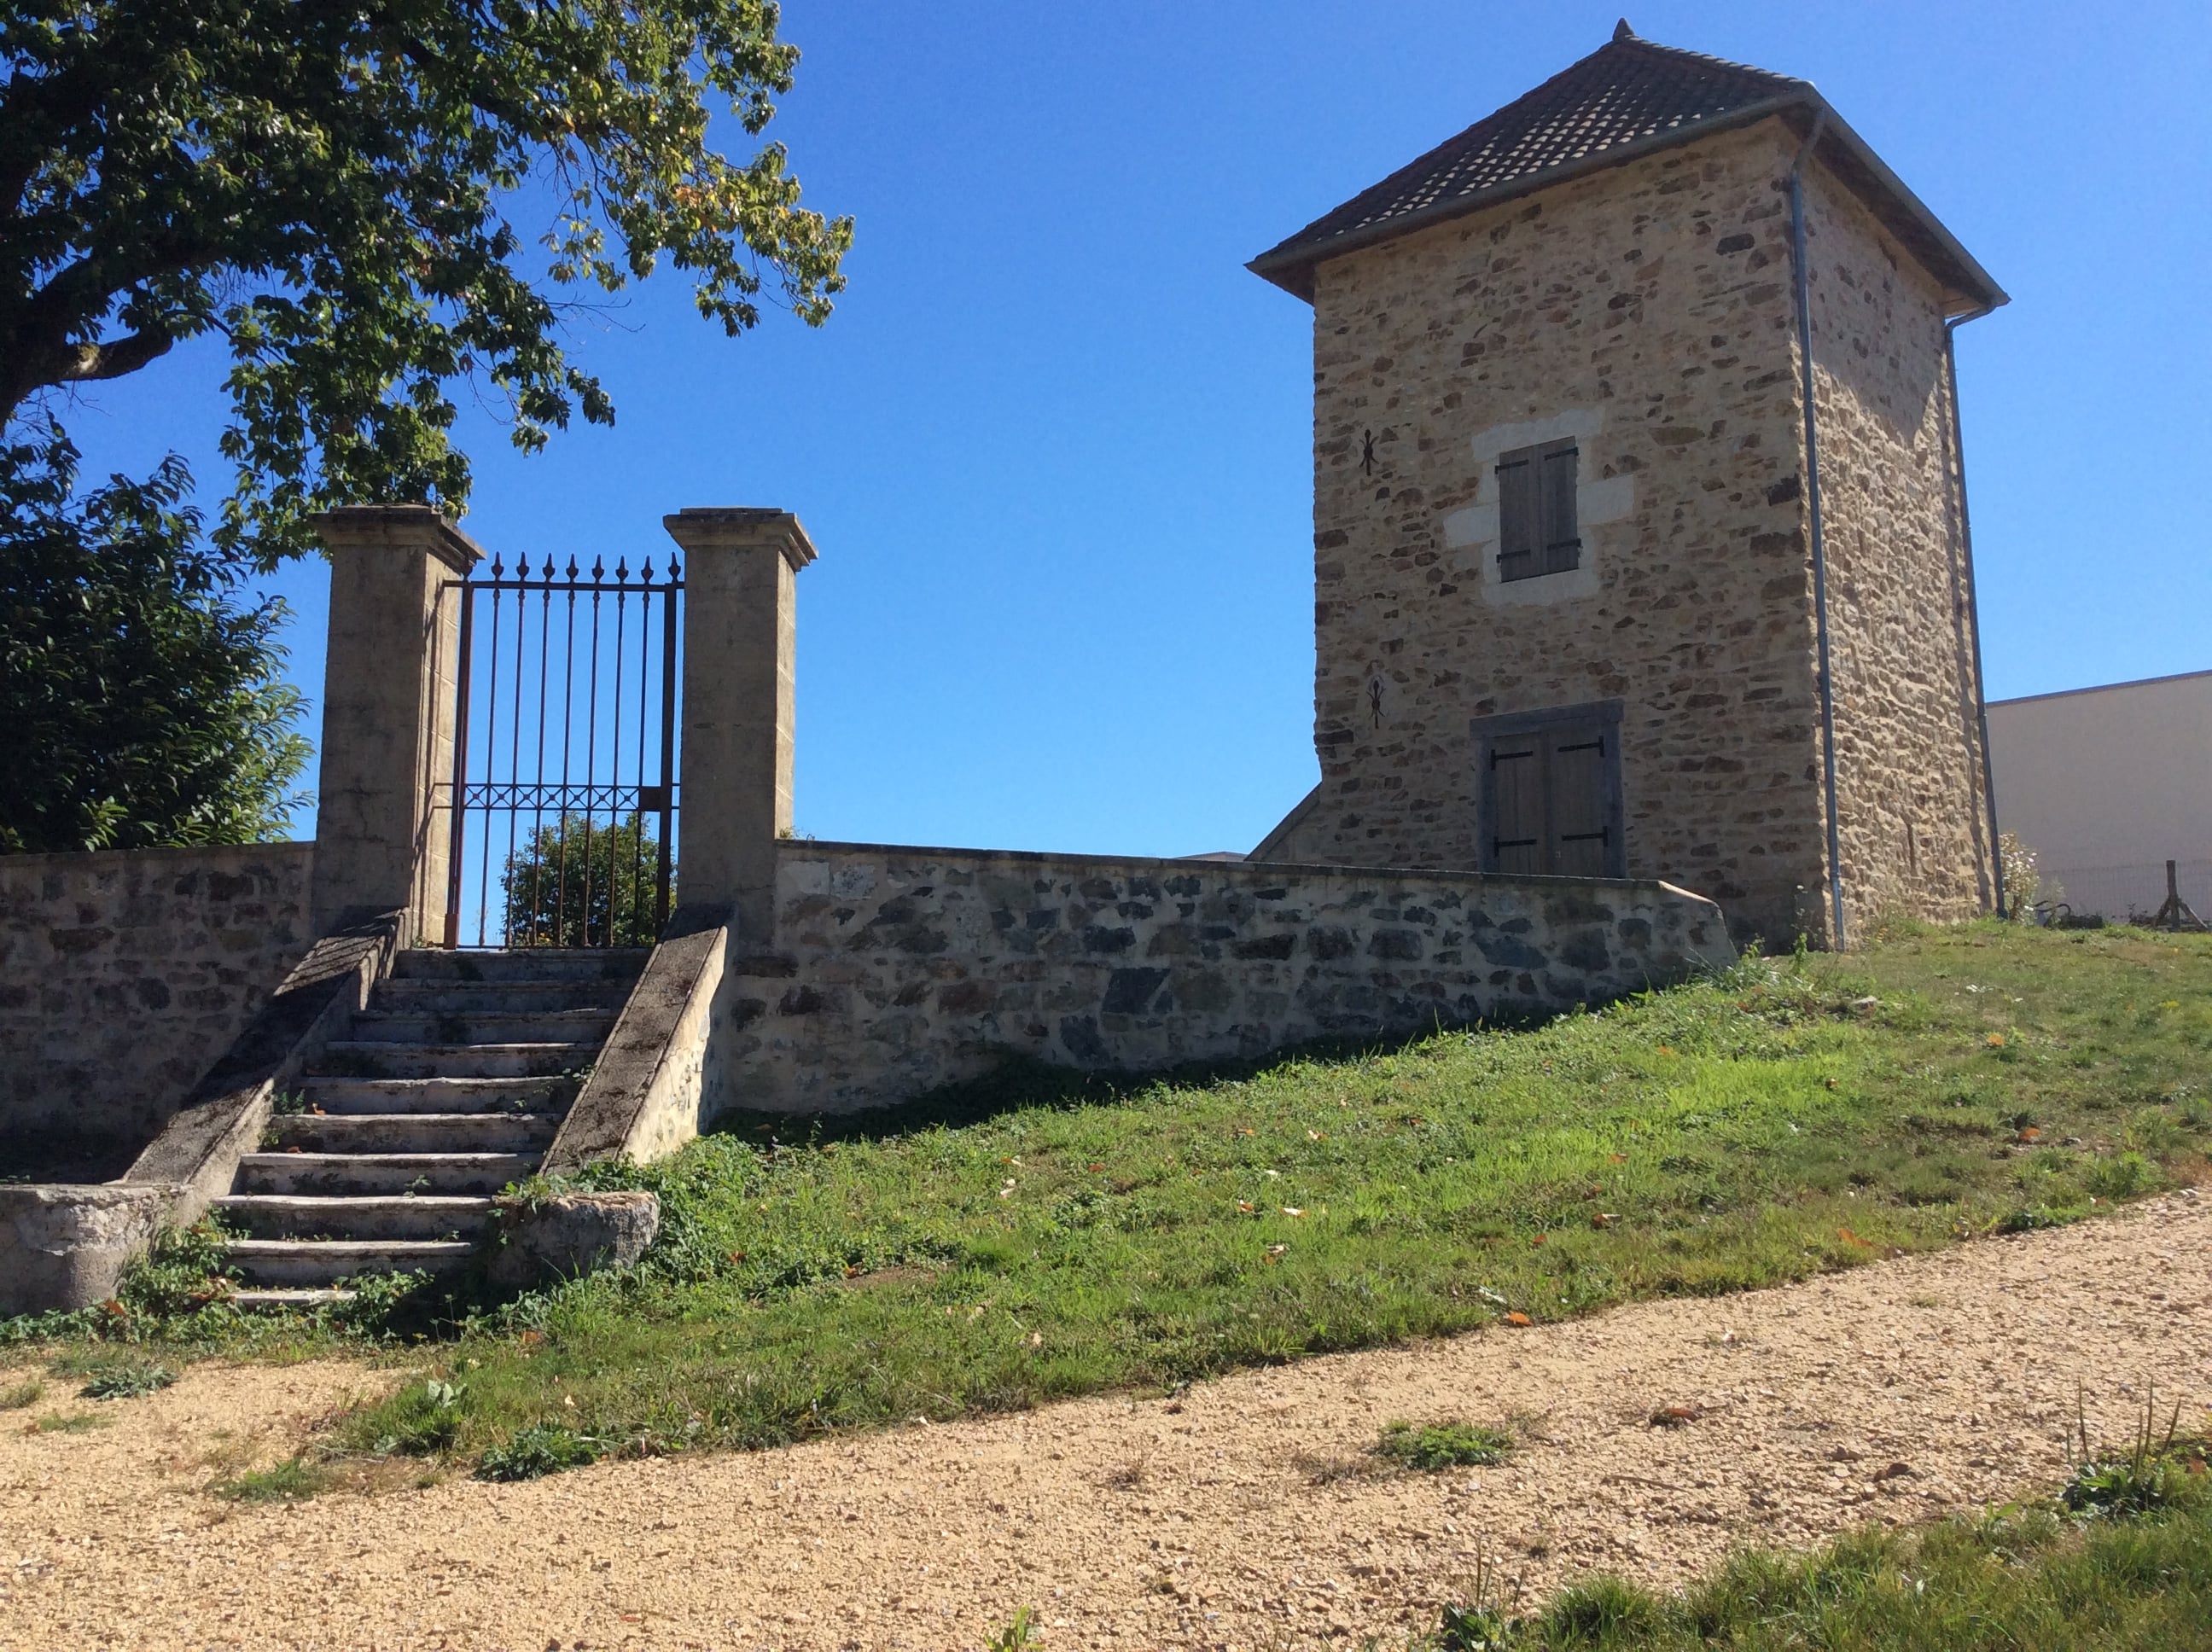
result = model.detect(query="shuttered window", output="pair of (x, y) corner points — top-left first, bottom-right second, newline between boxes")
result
(1495, 439), (1580, 582)
(1476, 702), (1625, 878)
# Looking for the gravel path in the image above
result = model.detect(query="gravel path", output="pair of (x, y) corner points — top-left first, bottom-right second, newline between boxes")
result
(3, 1189), (2207, 1651)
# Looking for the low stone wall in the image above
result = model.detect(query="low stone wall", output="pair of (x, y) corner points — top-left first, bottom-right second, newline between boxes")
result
(703, 841), (1732, 1116)
(0, 843), (316, 1154)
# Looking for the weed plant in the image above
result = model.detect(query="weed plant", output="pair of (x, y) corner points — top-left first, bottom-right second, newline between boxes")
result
(1379, 1420), (1515, 1470)
(474, 1421), (598, 1481)
(981, 1606), (1041, 1651)
(32, 1411), (108, 1433)
(77, 1357), (176, 1399)
(209, 1457), (327, 1502)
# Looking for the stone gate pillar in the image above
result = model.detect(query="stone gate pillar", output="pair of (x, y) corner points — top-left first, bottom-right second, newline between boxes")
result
(308, 505), (484, 943)
(661, 508), (818, 948)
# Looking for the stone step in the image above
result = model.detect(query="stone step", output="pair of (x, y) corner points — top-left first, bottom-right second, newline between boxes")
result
(307, 1041), (597, 1080)
(236, 1153), (536, 1196)
(230, 1288), (355, 1311)
(370, 978), (635, 1016)
(391, 948), (651, 984)
(346, 1009), (620, 1046)
(298, 1076), (566, 1115)
(264, 1111), (559, 1155)
(226, 1238), (477, 1287)
(212, 1194), (494, 1241)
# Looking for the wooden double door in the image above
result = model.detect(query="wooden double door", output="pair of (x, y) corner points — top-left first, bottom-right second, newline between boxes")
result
(1476, 701), (1627, 880)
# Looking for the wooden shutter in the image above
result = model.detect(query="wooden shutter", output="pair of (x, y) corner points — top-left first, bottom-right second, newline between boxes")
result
(1539, 441), (1580, 574)
(1487, 735), (1545, 874)
(1545, 724), (1612, 876)
(1495, 451), (1538, 582)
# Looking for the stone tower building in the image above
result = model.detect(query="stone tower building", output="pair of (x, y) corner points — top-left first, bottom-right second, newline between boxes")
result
(1247, 23), (2007, 947)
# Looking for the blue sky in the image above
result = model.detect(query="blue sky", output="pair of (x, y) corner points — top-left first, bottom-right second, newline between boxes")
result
(60, 1), (2212, 856)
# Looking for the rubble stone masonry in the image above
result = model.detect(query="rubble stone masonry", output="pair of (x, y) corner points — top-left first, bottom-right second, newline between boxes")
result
(1269, 116), (1991, 945)
(0, 843), (316, 1153)
(704, 841), (1732, 1115)
(1800, 164), (1994, 931)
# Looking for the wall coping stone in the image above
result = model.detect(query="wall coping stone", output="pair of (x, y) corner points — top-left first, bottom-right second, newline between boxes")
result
(541, 909), (727, 1175)
(783, 835), (1698, 899)
(309, 504), (485, 574)
(661, 507), (818, 570)
(0, 840), (313, 873)
(124, 913), (399, 1221)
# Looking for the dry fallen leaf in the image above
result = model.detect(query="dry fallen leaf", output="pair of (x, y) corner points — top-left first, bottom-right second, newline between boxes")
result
(1504, 1312), (1534, 1327)
(1986, 1034), (2005, 1047)
(1087, 1162), (1106, 1172)
(1837, 1226), (1874, 1248)
(1530, 1232), (1547, 1247)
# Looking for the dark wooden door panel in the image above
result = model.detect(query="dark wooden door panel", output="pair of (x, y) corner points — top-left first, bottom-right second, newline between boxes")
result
(1488, 737), (1545, 875)
(1547, 725), (1612, 877)
(1476, 702), (1625, 881)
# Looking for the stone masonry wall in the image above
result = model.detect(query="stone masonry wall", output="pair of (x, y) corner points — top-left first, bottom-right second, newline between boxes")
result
(701, 841), (1732, 1116)
(0, 844), (316, 1152)
(1800, 165), (1994, 934)
(1288, 118), (1829, 945)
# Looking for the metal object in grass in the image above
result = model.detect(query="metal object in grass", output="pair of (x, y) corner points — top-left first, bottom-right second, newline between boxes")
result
(2145, 859), (2206, 933)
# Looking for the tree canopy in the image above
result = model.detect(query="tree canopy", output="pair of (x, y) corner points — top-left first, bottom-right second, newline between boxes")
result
(0, 0), (849, 566)
(0, 420), (311, 852)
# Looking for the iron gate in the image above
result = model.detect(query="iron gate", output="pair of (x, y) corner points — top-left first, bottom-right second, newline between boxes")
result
(438, 550), (683, 948)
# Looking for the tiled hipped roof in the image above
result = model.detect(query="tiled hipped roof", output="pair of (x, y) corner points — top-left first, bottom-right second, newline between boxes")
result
(1249, 22), (2005, 313)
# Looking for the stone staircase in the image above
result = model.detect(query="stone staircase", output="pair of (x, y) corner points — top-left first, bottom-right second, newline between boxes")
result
(214, 947), (647, 1307)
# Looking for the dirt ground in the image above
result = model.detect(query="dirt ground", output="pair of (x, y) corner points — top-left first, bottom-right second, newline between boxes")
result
(2, 1189), (2206, 1652)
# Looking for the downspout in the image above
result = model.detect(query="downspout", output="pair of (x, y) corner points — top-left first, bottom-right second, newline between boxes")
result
(1945, 306), (2004, 916)
(1788, 111), (1845, 950)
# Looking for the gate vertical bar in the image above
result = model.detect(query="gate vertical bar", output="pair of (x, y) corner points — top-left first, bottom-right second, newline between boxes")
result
(442, 581), (475, 949)
(656, 555), (679, 932)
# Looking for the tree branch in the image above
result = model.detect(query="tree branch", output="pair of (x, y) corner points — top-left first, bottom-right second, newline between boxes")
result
(53, 329), (174, 383)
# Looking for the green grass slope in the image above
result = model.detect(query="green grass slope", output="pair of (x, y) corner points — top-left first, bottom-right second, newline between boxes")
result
(10, 922), (2209, 1480)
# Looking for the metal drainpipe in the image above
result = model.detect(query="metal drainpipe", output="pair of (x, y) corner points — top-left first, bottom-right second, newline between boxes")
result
(1945, 307), (2004, 917)
(1789, 111), (1845, 951)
